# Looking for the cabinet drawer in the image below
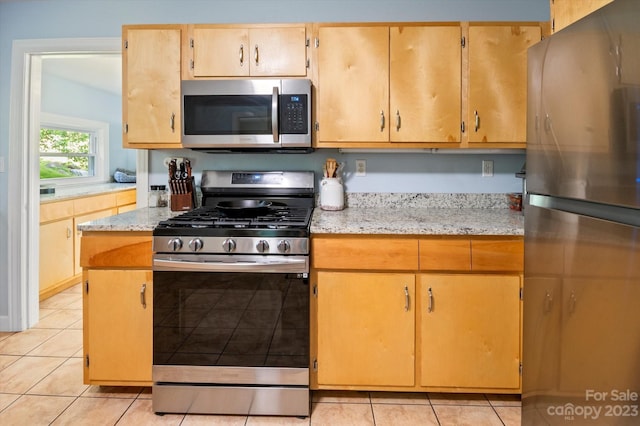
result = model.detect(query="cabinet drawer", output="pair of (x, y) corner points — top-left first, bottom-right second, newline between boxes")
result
(471, 239), (524, 272)
(116, 189), (137, 206)
(81, 234), (153, 268)
(40, 200), (74, 223)
(312, 237), (419, 270)
(74, 193), (117, 216)
(419, 239), (471, 271)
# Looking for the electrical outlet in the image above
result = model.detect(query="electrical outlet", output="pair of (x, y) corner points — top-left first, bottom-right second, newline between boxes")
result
(482, 160), (494, 177)
(355, 159), (366, 177)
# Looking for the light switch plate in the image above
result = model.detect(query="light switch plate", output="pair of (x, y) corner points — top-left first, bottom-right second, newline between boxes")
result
(482, 160), (493, 177)
(0, 156), (4, 173)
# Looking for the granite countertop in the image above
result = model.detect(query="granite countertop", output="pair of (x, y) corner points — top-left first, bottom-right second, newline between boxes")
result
(311, 207), (523, 236)
(40, 182), (136, 203)
(77, 206), (176, 232)
(77, 193), (524, 236)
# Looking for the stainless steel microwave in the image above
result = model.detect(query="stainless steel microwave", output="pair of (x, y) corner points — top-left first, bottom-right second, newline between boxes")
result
(181, 79), (312, 152)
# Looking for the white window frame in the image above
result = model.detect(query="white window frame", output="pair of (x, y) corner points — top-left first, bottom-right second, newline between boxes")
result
(39, 112), (109, 185)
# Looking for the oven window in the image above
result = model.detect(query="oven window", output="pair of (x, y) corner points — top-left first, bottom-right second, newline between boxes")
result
(183, 95), (272, 135)
(153, 272), (309, 368)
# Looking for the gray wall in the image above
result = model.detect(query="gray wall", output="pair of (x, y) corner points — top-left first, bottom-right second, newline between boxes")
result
(0, 0), (549, 327)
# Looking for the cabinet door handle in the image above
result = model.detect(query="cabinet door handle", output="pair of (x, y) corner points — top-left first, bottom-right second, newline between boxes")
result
(239, 44), (244, 66)
(427, 287), (433, 313)
(66, 227), (72, 239)
(140, 283), (147, 309)
(404, 286), (410, 311)
(170, 112), (175, 132)
(254, 44), (259, 66)
(544, 290), (553, 313)
(395, 110), (401, 131)
(474, 110), (480, 132)
(569, 290), (577, 314)
(380, 110), (385, 132)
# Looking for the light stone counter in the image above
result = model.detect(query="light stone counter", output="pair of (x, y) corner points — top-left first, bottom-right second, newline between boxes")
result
(77, 193), (524, 236)
(77, 207), (178, 232)
(40, 182), (136, 203)
(311, 193), (524, 236)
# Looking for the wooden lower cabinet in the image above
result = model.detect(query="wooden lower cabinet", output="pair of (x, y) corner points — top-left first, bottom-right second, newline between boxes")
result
(315, 271), (415, 387)
(311, 235), (524, 393)
(81, 231), (153, 385)
(39, 218), (75, 300)
(84, 269), (152, 385)
(418, 274), (522, 390)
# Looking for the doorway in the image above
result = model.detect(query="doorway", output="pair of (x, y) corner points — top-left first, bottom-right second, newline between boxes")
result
(6, 38), (147, 331)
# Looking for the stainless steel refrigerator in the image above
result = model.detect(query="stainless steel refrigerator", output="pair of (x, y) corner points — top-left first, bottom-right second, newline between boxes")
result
(523, 0), (640, 424)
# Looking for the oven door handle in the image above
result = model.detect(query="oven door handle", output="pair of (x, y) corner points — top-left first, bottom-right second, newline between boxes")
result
(153, 256), (308, 273)
(272, 86), (279, 143)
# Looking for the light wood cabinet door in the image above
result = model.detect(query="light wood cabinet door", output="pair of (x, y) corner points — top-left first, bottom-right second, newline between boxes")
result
(193, 28), (249, 77)
(467, 24), (541, 144)
(419, 274), (521, 389)
(85, 269), (152, 384)
(123, 26), (182, 147)
(551, 0), (613, 33)
(317, 26), (389, 143)
(40, 218), (74, 294)
(192, 26), (307, 77)
(316, 272), (415, 387)
(390, 25), (461, 143)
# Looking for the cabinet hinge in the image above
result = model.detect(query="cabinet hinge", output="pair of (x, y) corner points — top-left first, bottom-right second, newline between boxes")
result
(86, 355), (90, 368)
(306, 37), (310, 47)
(85, 280), (89, 294)
(551, 18), (555, 33)
(314, 37), (319, 48)
(190, 38), (194, 49)
(313, 359), (318, 371)
(519, 362), (523, 376)
(306, 58), (310, 69)
(190, 59), (194, 70)
(313, 284), (318, 298)
(461, 36), (466, 48)
(314, 122), (320, 132)
(520, 288), (523, 300)
(124, 40), (128, 49)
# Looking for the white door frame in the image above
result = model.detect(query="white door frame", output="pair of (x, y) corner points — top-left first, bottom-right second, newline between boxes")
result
(6, 38), (148, 331)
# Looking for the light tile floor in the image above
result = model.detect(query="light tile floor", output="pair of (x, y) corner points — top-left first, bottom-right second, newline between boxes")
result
(0, 283), (522, 425)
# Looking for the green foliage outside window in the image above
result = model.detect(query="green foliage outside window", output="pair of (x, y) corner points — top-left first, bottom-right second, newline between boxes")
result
(40, 128), (93, 179)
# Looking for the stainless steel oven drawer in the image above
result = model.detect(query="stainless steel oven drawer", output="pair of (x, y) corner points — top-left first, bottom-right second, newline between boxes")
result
(152, 384), (310, 416)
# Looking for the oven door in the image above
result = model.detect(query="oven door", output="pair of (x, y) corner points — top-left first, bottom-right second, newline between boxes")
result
(152, 254), (310, 383)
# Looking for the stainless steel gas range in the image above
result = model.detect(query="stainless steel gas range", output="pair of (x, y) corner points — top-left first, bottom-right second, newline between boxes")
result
(151, 170), (314, 417)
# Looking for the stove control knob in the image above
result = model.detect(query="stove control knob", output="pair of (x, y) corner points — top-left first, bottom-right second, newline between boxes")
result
(222, 238), (236, 253)
(168, 238), (183, 252)
(189, 238), (204, 252)
(277, 240), (291, 254)
(256, 240), (270, 253)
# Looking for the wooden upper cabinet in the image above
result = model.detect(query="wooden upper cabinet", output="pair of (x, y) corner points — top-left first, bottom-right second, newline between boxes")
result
(190, 25), (308, 78)
(390, 24), (461, 143)
(317, 26), (389, 144)
(467, 24), (542, 145)
(122, 26), (183, 148)
(551, 0), (613, 33)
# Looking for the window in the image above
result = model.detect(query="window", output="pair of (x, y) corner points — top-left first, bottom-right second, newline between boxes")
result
(39, 113), (109, 184)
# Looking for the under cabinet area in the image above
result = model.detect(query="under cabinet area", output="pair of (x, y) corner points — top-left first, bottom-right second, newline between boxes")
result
(311, 235), (524, 393)
(81, 232), (153, 386)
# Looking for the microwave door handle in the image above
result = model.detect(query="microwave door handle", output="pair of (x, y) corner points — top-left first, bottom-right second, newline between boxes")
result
(272, 86), (279, 143)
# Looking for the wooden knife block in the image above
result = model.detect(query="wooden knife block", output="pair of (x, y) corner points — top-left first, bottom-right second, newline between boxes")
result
(169, 176), (196, 211)
(170, 193), (193, 211)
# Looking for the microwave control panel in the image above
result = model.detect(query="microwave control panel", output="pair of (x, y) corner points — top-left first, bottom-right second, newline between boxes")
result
(280, 95), (308, 134)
